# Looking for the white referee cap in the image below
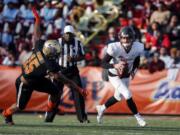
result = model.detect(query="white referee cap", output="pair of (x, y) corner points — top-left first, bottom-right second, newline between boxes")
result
(64, 25), (74, 34)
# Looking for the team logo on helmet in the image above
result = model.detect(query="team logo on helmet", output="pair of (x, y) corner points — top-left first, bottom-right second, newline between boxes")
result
(43, 40), (61, 59)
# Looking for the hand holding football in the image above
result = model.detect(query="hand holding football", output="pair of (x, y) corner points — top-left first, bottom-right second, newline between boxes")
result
(114, 60), (129, 77)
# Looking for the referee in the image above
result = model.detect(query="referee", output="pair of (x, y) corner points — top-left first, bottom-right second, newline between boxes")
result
(45, 25), (89, 123)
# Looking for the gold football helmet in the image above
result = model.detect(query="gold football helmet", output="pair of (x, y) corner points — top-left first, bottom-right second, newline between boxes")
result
(42, 40), (61, 59)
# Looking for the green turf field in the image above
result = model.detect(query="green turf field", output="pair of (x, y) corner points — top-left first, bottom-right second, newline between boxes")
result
(0, 114), (180, 135)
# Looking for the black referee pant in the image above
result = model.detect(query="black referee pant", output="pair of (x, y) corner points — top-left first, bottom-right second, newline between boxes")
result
(58, 66), (87, 122)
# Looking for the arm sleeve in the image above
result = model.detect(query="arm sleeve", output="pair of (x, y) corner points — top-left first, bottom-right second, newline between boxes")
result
(32, 7), (41, 47)
(132, 56), (140, 72)
(101, 53), (114, 69)
(34, 39), (44, 51)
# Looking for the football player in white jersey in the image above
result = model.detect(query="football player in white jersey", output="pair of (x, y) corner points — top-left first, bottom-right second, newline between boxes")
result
(96, 26), (146, 127)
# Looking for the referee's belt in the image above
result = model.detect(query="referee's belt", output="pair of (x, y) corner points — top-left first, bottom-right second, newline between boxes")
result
(60, 66), (79, 74)
(108, 71), (130, 78)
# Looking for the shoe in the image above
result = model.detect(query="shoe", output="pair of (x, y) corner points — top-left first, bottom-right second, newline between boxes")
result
(135, 114), (146, 127)
(84, 119), (90, 123)
(79, 113), (90, 123)
(44, 108), (58, 122)
(80, 119), (90, 123)
(2, 111), (14, 125)
(96, 105), (104, 124)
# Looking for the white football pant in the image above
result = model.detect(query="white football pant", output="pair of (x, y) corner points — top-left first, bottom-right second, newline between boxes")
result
(108, 76), (132, 101)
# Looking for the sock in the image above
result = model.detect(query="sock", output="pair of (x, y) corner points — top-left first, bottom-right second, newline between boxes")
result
(126, 98), (138, 114)
(2, 108), (13, 117)
(105, 96), (118, 108)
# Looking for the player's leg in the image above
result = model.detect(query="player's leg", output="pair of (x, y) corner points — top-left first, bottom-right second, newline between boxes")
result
(44, 95), (61, 122)
(2, 103), (17, 125)
(33, 78), (62, 122)
(127, 97), (146, 127)
(96, 76), (121, 124)
(45, 81), (64, 122)
(96, 95), (119, 124)
(69, 74), (89, 123)
(121, 78), (146, 127)
(2, 76), (33, 125)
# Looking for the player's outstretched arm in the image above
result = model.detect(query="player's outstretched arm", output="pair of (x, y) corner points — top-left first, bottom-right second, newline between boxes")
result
(31, 6), (41, 47)
(48, 72), (87, 98)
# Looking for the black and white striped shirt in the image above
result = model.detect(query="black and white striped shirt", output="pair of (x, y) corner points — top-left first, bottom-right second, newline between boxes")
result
(58, 37), (85, 68)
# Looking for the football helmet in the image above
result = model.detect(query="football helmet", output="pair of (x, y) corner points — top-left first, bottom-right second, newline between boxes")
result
(118, 26), (135, 50)
(42, 40), (61, 59)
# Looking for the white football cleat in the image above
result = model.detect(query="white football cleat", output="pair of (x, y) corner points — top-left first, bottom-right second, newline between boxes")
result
(135, 114), (146, 127)
(96, 105), (104, 124)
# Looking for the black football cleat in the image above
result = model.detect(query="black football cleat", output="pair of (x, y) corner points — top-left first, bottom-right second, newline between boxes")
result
(2, 113), (15, 125)
(44, 108), (58, 122)
(83, 114), (90, 123)
(83, 119), (90, 123)
(79, 115), (90, 123)
(2, 110), (15, 125)
(79, 119), (90, 123)
(5, 115), (14, 125)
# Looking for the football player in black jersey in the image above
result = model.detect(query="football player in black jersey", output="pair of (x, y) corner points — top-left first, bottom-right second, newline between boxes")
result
(2, 7), (86, 125)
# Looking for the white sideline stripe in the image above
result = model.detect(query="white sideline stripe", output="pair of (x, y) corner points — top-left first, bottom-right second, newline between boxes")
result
(17, 82), (23, 108)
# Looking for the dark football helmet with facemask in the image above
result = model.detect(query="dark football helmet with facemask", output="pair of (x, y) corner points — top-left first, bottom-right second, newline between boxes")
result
(118, 26), (135, 52)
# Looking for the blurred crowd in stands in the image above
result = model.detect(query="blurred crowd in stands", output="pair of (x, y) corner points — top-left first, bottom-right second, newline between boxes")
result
(0, 0), (180, 74)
